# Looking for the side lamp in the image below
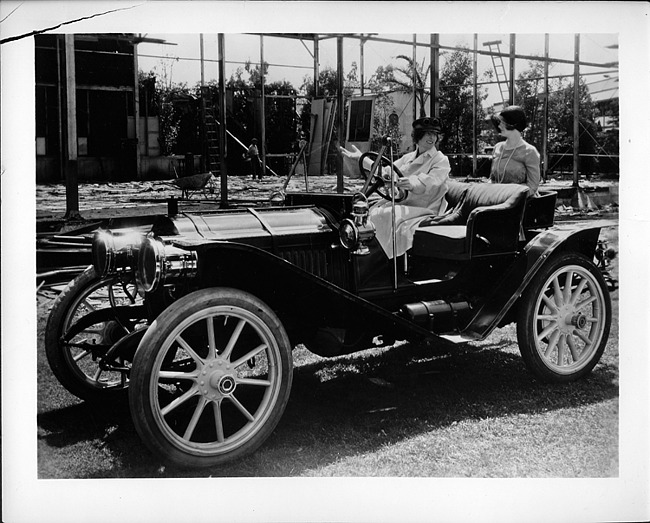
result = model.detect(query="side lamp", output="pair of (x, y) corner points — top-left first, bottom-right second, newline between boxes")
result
(339, 193), (376, 255)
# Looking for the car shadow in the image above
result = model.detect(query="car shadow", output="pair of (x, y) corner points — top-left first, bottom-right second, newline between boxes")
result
(38, 395), (131, 447)
(37, 335), (618, 478)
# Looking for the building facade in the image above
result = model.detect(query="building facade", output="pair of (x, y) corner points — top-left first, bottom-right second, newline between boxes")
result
(35, 33), (167, 183)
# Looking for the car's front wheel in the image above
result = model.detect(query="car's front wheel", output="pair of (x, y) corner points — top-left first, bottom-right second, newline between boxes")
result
(516, 252), (611, 383)
(44, 266), (144, 402)
(129, 288), (293, 468)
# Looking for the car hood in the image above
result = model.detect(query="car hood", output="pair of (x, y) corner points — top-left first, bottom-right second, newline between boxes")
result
(151, 206), (334, 242)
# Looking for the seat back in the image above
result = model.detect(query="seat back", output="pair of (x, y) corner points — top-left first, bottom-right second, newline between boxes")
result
(426, 182), (528, 227)
(468, 183), (528, 254)
(463, 183), (529, 221)
(413, 182), (529, 259)
(444, 180), (469, 209)
(522, 190), (557, 229)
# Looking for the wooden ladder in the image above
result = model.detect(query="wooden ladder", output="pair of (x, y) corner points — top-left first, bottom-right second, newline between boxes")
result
(200, 86), (221, 174)
(483, 40), (511, 105)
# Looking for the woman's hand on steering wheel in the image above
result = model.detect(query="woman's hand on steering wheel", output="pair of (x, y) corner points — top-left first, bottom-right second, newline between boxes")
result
(395, 178), (415, 191)
(358, 151), (408, 203)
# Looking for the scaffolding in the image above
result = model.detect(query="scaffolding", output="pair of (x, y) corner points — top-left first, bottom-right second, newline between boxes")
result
(215, 33), (618, 194)
(47, 32), (618, 212)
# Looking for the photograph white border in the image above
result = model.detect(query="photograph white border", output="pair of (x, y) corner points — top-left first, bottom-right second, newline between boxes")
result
(2, 1), (648, 522)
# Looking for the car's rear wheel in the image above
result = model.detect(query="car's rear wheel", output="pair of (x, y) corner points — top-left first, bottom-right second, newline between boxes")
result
(45, 266), (143, 402)
(129, 288), (293, 468)
(516, 252), (611, 383)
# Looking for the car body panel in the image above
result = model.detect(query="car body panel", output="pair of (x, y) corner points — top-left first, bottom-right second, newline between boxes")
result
(44, 185), (615, 353)
(176, 239), (436, 344)
(43, 178), (616, 467)
(462, 220), (615, 339)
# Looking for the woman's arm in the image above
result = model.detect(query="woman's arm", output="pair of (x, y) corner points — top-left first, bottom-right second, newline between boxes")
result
(339, 144), (371, 177)
(403, 154), (451, 195)
(488, 142), (503, 182)
(524, 146), (541, 195)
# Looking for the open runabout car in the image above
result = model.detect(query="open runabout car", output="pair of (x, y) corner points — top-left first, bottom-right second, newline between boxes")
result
(44, 150), (616, 468)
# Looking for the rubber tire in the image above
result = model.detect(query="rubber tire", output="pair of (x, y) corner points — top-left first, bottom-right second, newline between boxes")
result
(516, 252), (611, 383)
(44, 266), (133, 402)
(129, 287), (293, 469)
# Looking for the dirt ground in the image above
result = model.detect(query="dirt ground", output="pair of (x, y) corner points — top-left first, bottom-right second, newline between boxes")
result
(36, 174), (618, 225)
(35, 174), (362, 223)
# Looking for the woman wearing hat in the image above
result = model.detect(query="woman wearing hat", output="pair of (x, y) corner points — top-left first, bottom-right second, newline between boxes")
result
(339, 116), (450, 259)
(489, 105), (540, 196)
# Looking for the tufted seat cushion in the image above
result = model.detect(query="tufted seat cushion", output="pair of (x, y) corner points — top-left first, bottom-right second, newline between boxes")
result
(412, 182), (529, 260)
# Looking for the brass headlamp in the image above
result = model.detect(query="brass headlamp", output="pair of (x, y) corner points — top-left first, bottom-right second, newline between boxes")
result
(92, 230), (145, 278)
(137, 235), (198, 293)
(339, 193), (375, 255)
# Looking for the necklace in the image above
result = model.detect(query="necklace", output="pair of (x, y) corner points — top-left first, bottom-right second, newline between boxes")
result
(496, 142), (520, 183)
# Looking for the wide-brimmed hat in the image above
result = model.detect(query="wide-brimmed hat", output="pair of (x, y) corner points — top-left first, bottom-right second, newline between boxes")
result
(412, 116), (442, 133)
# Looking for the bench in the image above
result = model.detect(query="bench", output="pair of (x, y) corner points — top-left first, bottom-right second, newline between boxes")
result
(411, 181), (529, 260)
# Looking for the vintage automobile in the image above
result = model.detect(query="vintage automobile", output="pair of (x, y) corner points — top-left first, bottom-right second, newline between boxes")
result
(44, 149), (615, 468)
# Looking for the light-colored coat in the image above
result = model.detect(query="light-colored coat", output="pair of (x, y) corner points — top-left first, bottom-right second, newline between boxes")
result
(370, 147), (450, 259)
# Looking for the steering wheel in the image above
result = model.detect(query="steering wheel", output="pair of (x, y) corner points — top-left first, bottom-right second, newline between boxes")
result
(358, 151), (408, 203)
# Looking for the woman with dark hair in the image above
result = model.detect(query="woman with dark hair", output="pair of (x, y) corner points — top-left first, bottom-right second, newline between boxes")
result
(489, 105), (540, 196)
(339, 116), (450, 259)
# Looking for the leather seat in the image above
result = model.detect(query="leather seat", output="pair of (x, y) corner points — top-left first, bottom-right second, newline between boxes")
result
(414, 224), (469, 258)
(412, 182), (529, 260)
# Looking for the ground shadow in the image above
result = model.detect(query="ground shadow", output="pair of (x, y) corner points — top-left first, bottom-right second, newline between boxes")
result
(37, 334), (618, 479)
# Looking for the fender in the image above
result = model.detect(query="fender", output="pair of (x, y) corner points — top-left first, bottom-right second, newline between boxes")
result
(460, 220), (616, 340)
(180, 239), (435, 342)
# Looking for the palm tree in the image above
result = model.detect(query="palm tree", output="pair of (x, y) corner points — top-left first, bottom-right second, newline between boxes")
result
(387, 55), (430, 118)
